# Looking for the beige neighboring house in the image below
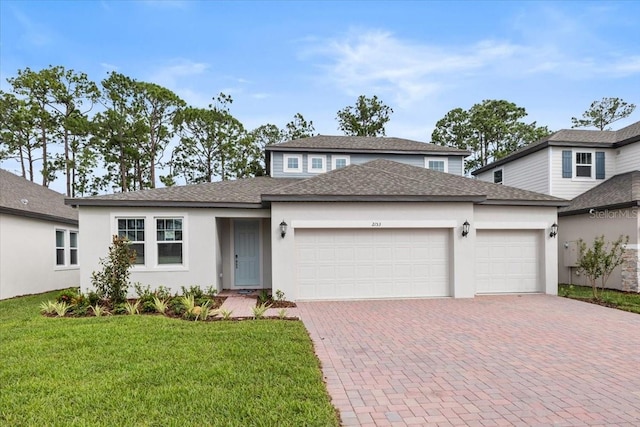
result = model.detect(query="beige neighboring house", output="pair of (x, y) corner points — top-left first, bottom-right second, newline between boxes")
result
(67, 136), (567, 301)
(473, 121), (640, 291)
(0, 169), (80, 299)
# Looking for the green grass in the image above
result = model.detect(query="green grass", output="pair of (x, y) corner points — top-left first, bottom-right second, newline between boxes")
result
(559, 284), (640, 314)
(0, 291), (339, 426)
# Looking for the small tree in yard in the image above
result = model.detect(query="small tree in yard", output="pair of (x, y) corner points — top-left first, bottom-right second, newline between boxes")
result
(577, 235), (629, 299)
(91, 235), (136, 304)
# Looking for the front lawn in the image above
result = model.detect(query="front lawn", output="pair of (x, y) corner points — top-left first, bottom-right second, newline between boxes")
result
(559, 284), (640, 314)
(0, 291), (339, 426)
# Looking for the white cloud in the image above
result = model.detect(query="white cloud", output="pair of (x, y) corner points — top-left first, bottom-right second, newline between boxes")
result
(147, 59), (209, 88)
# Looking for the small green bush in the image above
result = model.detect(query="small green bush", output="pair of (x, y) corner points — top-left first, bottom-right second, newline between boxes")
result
(56, 289), (78, 305)
(91, 235), (136, 305)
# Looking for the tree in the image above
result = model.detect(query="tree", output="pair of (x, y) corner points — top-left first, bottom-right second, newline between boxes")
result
(571, 97), (636, 130)
(282, 113), (315, 141)
(432, 99), (551, 173)
(577, 235), (629, 299)
(0, 91), (41, 181)
(91, 235), (136, 305)
(336, 95), (393, 136)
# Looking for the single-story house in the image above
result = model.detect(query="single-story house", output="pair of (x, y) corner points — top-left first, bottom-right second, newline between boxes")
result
(0, 169), (80, 299)
(68, 137), (567, 301)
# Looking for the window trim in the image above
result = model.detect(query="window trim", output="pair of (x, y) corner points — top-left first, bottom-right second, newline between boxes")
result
(493, 168), (504, 185)
(424, 157), (448, 173)
(69, 231), (78, 266)
(573, 149), (594, 180)
(332, 155), (351, 170)
(54, 228), (79, 270)
(116, 217), (146, 266)
(307, 155), (326, 173)
(55, 229), (65, 266)
(155, 217), (184, 266)
(283, 154), (303, 173)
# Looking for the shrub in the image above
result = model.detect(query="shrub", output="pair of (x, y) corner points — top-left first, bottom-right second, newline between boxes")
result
(218, 308), (233, 320)
(86, 291), (102, 307)
(204, 285), (218, 298)
(169, 298), (185, 316)
(275, 289), (285, 302)
(53, 301), (70, 317)
(277, 308), (287, 319)
(91, 235), (136, 305)
(40, 300), (57, 315)
(181, 294), (197, 319)
(258, 289), (270, 304)
(56, 289), (78, 305)
(154, 286), (172, 301)
(252, 302), (271, 319)
(113, 303), (128, 315)
(181, 285), (204, 300)
(141, 301), (156, 313)
(152, 297), (168, 314)
(124, 300), (140, 315)
(91, 304), (109, 317)
(578, 235), (629, 299)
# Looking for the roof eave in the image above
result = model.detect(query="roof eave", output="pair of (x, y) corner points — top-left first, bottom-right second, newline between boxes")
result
(478, 199), (570, 207)
(0, 207), (78, 225)
(261, 194), (486, 203)
(265, 146), (470, 156)
(558, 200), (640, 217)
(65, 199), (265, 209)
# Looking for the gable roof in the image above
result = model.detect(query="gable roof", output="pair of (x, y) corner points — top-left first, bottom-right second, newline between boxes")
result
(266, 135), (470, 155)
(66, 177), (300, 208)
(472, 121), (640, 175)
(559, 170), (640, 216)
(0, 169), (78, 225)
(262, 159), (568, 206)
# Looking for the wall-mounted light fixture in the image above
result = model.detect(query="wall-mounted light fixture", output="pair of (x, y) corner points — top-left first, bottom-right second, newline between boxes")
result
(550, 222), (558, 238)
(462, 220), (470, 237)
(279, 220), (288, 238)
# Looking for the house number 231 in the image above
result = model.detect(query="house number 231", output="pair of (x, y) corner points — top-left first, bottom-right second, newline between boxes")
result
(371, 222), (382, 227)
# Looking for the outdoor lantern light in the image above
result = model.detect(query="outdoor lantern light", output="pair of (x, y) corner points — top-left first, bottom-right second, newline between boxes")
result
(550, 222), (558, 238)
(462, 220), (470, 237)
(279, 220), (288, 238)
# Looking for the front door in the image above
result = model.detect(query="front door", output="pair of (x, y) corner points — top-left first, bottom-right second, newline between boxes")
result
(234, 220), (261, 287)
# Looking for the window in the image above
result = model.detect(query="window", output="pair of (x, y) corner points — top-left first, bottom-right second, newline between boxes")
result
(493, 169), (503, 184)
(332, 155), (350, 170)
(575, 152), (592, 178)
(118, 218), (145, 264)
(283, 154), (302, 173)
(70, 232), (78, 265)
(157, 218), (183, 265)
(425, 157), (448, 173)
(56, 230), (65, 265)
(308, 156), (326, 173)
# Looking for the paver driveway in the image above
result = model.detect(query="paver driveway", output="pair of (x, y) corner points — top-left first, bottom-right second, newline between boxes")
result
(298, 295), (640, 426)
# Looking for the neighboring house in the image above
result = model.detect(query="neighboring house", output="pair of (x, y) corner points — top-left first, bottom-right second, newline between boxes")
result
(68, 136), (567, 301)
(473, 121), (640, 291)
(266, 135), (470, 177)
(0, 169), (80, 299)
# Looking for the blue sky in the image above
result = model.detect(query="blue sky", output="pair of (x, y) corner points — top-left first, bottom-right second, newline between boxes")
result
(1, 0), (639, 191)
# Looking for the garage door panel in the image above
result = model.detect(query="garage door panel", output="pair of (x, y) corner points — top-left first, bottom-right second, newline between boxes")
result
(476, 230), (541, 294)
(296, 228), (450, 299)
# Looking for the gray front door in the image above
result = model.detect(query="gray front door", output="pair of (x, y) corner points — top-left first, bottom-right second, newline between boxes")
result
(234, 220), (260, 287)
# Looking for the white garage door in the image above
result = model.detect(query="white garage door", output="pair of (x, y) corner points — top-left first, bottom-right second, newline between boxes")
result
(296, 228), (450, 300)
(475, 230), (541, 294)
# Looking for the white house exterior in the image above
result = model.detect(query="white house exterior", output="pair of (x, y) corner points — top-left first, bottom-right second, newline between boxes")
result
(68, 137), (566, 301)
(0, 170), (80, 299)
(473, 121), (640, 291)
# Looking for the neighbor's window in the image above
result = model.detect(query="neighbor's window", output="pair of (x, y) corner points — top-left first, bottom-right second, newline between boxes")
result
(425, 157), (447, 173)
(332, 156), (350, 169)
(117, 218), (145, 264)
(157, 218), (183, 265)
(493, 169), (503, 184)
(70, 231), (78, 265)
(575, 152), (592, 178)
(56, 230), (65, 265)
(283, 154), (302, 173)
(309, 156), (326, 173)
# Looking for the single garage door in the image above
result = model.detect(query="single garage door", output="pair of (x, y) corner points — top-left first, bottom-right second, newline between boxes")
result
(475, 230), (541, 293)
(296, 228), (450, 300)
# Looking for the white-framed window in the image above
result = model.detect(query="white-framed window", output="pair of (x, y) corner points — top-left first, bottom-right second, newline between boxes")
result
(156, 218), (183, 265)
(55, 230), (65, 266)
(493, 169), (503, 184)
(425, 157), (448, 173)
(332, 155), (350, 170)
(308, 155), (326, 173)
(574, 151), (593, 178)
(283, 154), (302, 173)
(70, 231), (78, 265)
(117, 218), (145, 265)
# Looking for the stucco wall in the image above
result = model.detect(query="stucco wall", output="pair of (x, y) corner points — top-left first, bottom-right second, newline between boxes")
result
(558, 207), (639, 291)
(0, 213), (79, 299)
(78, 207), (271, 296)
(271, 202), (559, 301)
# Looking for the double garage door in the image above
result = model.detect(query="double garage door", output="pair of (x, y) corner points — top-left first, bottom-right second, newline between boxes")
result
(295, 228), (542, 300)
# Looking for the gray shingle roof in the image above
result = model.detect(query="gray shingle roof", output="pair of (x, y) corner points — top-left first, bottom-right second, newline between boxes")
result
(266, 135), (470, 155)
(559, 170), (640, 215)
(473, 120), (640, 175)
(0, 169), (78, 224)
(263, 159), (568, 205)
(67, 177), (300, 207)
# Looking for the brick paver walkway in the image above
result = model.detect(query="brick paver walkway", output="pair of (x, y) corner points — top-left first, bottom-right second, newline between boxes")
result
(298, 295), (640, 426)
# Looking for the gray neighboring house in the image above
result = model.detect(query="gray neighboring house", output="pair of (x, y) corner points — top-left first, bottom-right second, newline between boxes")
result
(0, 169), (79, 299)
(473, 121), (640, 291)
(68, 137), (567, 301)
